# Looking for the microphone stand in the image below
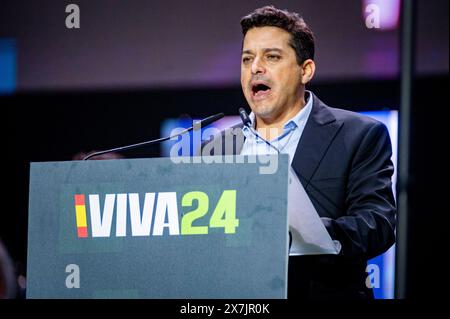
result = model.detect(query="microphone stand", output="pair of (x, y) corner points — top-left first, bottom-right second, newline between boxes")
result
(84, 113), (224, 160)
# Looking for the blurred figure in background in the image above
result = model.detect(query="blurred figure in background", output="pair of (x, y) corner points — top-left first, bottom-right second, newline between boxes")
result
(0, 239), (18, 299)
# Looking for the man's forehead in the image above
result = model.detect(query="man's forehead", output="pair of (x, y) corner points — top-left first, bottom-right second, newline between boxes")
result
(242, 27), (291, 52)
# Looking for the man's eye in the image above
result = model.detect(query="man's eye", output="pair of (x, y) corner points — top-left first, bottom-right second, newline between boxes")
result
(267, 55), (281, 61)
(242, 57), (253, 64)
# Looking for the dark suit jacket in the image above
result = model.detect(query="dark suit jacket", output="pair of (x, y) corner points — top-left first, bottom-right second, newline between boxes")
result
(201, 92), (396, 299)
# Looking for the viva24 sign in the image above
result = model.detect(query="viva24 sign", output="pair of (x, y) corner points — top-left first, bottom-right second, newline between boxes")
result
(74, 190), (239, 238)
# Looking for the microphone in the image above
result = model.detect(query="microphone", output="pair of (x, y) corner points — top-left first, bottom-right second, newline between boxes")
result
(238, 107), (280, 153)
(238, 107), (252, 127)
(83, 113), (225, 160)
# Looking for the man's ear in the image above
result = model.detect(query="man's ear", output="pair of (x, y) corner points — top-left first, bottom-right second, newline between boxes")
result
(300, 59), (315, 85)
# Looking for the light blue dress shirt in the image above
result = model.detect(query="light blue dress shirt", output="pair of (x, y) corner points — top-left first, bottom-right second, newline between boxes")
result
(240, 90), (313, 165)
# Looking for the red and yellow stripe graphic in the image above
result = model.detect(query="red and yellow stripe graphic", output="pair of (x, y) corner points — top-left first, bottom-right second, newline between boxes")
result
(74, 194), (88, 238)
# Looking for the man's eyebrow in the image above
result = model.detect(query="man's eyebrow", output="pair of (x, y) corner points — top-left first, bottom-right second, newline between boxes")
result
(241, 48), (284, 55)
(263, 48), (283, 53)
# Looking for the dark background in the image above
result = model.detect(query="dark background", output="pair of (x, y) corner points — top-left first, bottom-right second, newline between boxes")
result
(0, 0), (448, 299)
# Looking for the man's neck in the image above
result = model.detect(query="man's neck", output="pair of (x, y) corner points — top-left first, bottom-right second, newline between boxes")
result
(255, 95), (306, 140)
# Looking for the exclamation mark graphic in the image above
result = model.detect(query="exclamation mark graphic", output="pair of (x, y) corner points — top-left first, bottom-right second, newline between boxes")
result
(74, 194), (88, 238)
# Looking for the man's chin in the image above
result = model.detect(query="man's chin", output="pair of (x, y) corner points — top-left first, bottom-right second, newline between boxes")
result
(252, 106), (276, 119)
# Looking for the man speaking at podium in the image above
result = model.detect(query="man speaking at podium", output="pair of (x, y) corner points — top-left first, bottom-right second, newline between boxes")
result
(202, 6), (396, 299)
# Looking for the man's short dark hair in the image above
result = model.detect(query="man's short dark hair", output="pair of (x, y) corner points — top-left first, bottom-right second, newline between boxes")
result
(240, 5), (315, 65)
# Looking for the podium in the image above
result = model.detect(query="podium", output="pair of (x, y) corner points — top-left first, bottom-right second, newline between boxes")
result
(27, 155), (289, 298)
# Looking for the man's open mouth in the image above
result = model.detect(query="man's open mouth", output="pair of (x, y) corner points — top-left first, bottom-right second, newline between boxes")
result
(251, 82), (272, 97)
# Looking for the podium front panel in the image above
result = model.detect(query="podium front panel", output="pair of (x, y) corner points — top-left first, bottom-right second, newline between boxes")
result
(27, 155), (289, 298)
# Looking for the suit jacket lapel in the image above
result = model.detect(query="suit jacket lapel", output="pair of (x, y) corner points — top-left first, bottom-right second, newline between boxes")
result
(292, 93), (343, 188)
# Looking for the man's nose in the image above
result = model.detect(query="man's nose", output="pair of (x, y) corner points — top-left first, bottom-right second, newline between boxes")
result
(251, 57), (265, 75)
